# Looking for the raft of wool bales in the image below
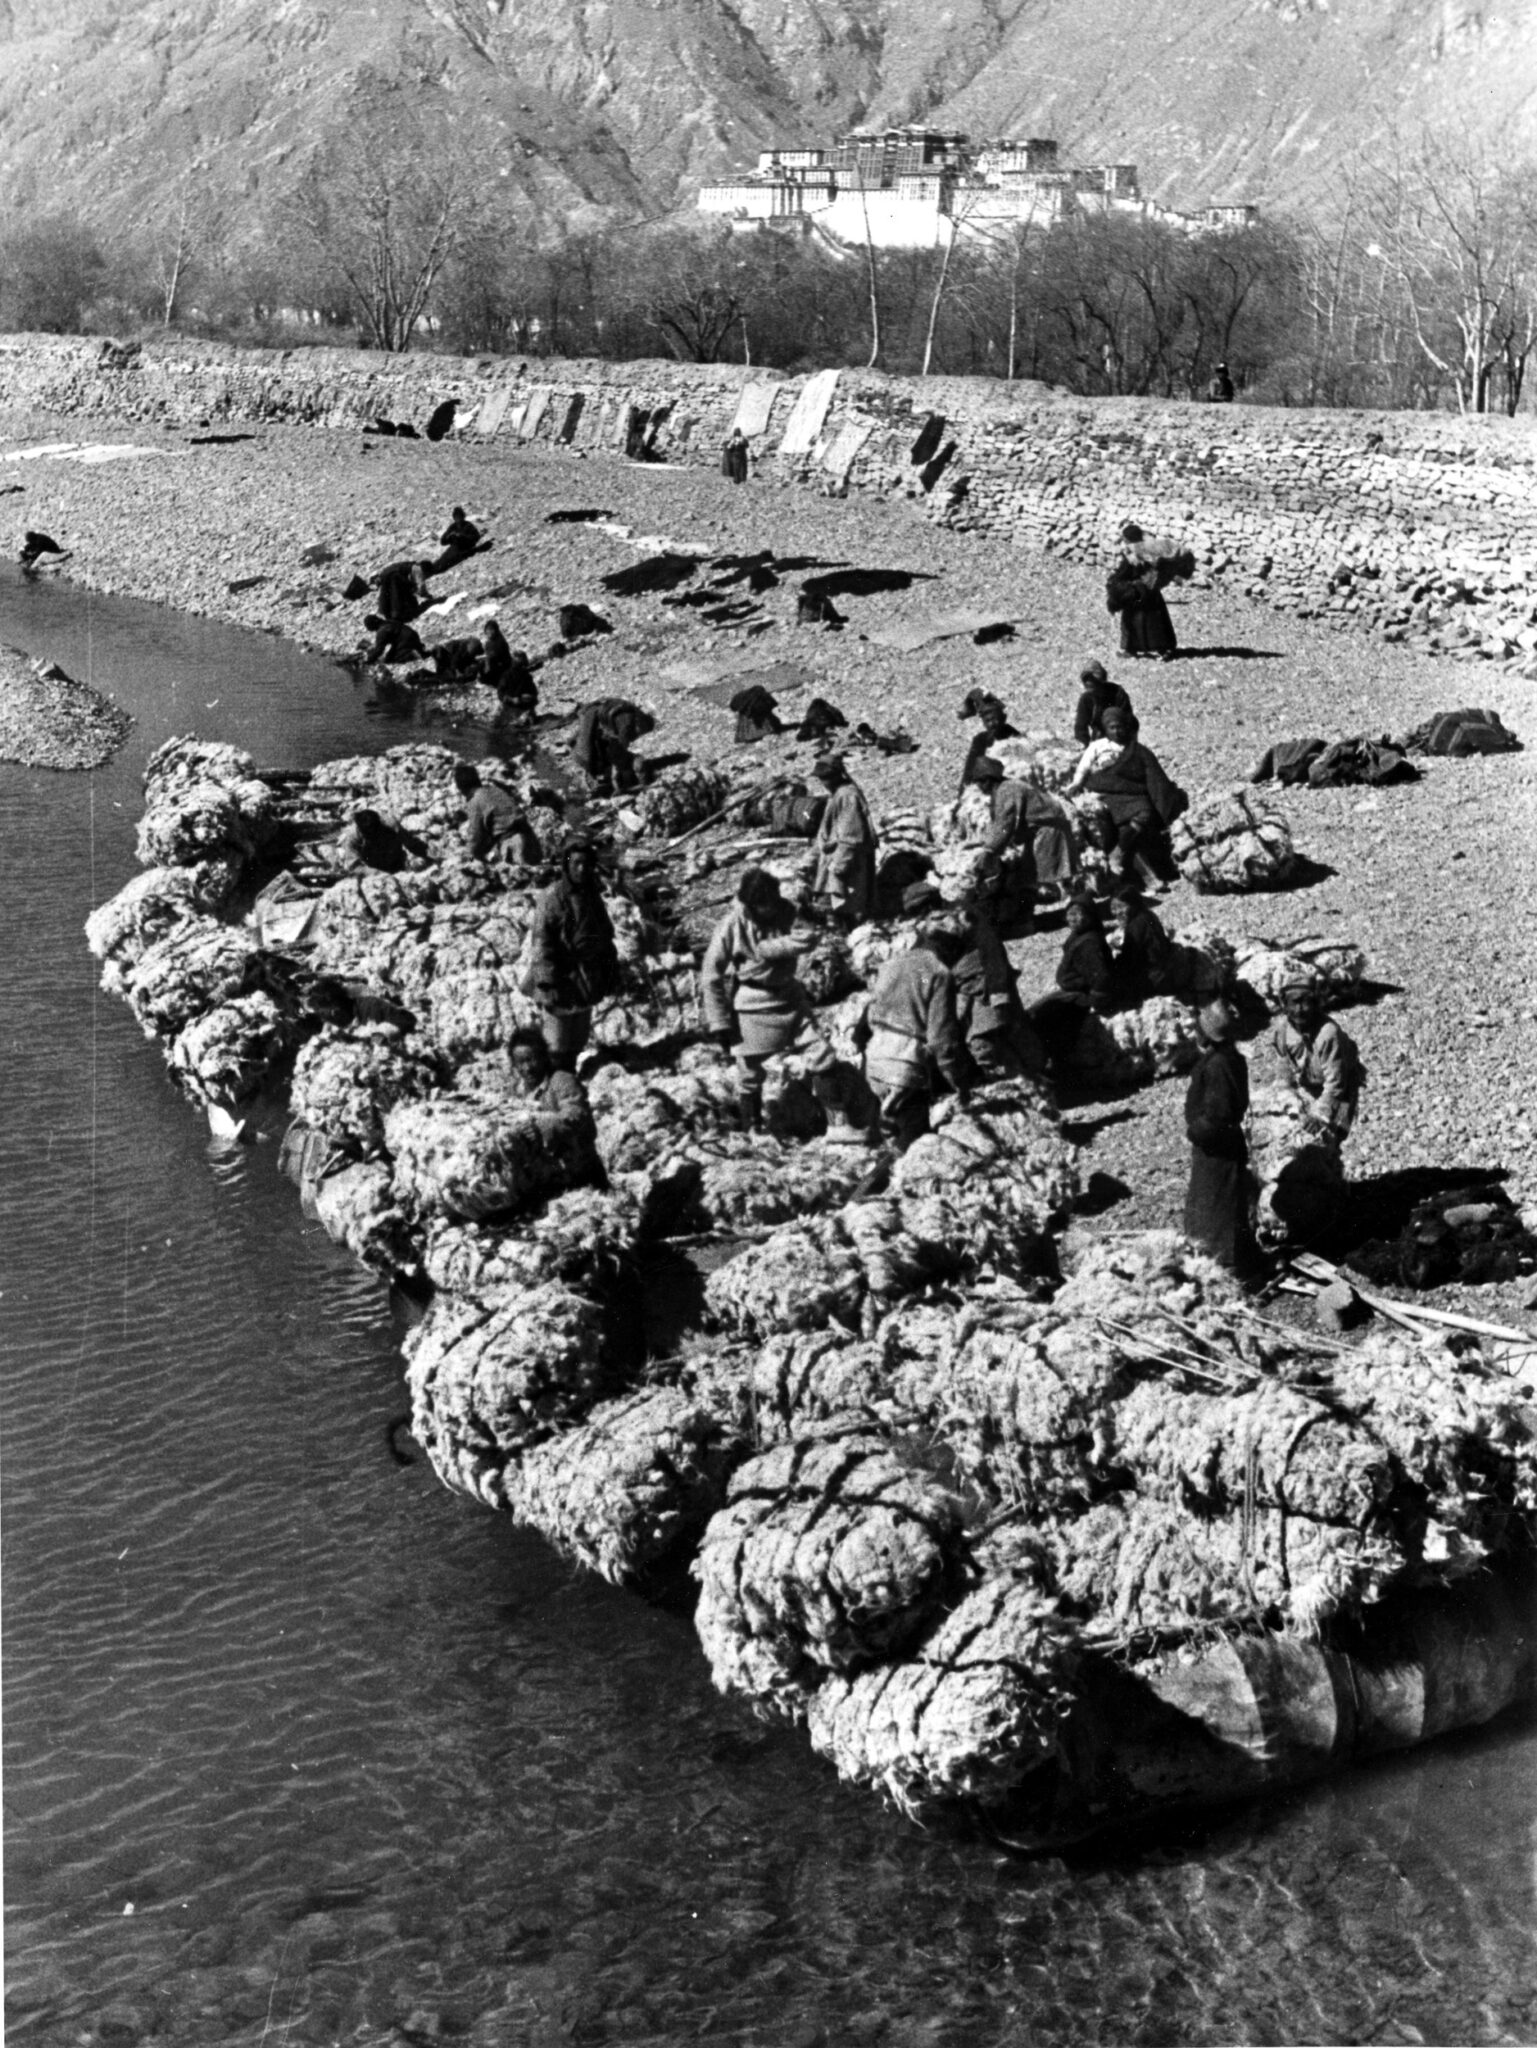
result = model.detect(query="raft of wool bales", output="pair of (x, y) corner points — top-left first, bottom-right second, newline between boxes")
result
(84, 734), (1537, 1843)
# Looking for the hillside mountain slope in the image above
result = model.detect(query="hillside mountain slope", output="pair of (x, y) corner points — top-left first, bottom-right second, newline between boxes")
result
(0, 0), (1534, 247)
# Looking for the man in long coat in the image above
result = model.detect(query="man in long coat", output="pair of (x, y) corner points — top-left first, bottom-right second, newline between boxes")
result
(521, 836), (619, 1069)
(811, 753), (877, 927)
(863, 904), (973, 1151)
(1184, 997), (1255, 1272)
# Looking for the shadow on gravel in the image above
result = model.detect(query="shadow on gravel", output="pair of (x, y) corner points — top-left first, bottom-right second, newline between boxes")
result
(1172, 646), (1286, 661)
(1061, 1107), (1139, 1141)
(802, 567), (939, 600)
(1335, 977), (1405, 1010)
(1267, 854), (1338, 892)
(1327, 1165), (1512, 1254)
(1077, 1169), (1135, 1215)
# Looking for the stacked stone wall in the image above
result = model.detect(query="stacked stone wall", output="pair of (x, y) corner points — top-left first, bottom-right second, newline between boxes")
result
(3, 332), (1536, 667)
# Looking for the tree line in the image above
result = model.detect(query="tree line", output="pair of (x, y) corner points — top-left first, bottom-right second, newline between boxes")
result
(4, 99), (1535, 416)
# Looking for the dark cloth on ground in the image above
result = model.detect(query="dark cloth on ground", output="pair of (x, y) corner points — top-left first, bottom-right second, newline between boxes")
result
(1184, 1039), (1253, 1270)
(1402, 708), (1522, 757)
(1073, 682), (1135, 747)
(729, 684), (782, 742)
(796, 697), (848, 743)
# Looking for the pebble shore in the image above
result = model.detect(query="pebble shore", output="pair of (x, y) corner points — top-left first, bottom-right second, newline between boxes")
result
(8, 401), (1536, 1326)
(0, 641), (132, 769)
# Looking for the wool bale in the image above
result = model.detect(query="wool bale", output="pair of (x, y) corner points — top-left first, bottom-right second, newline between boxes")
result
(693, 1430), (966, 1714)
(419, 1186), (644, 1303)
(168, 991), (292, 1106)
(806, 1576), (1081, 1814)
(1170, 788), (1298, 893)
(136, 774), (276, 869)
(385, 1093), (598, 1221)
(1249, 1081), (1345, 1246)
(632, 764), (732, 839)
(1075, 996), (1204, 1085)
(1234, 937), (1367, 1011)
(85, 859), (242, 992)
(289, 1026), (435, 1155)
(510, 1383), (752, 1585)
(142, 734), (260, 804)
(124, 917), (261, 1039)
(405, 1283), (612, 1507)
(311, 1159), (419, 1276)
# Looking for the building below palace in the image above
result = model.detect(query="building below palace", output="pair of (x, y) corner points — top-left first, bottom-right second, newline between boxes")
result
(698, 129), (1259, 249)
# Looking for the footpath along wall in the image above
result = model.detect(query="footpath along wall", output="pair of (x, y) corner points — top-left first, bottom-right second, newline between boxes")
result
(5, 332), (1537, 669)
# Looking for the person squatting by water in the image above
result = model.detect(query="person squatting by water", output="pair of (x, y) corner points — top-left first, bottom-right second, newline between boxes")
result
(863, 898), (974, 1152)
(454, 761), (543, 866)
(1184, 995), (1257, 1274)
(810, 752), (877, 929)
(573, 698), (654, 796)
(701, 867), (861, 1137)
(367, 559), (431, 664)
(521, 836), (619, 1071)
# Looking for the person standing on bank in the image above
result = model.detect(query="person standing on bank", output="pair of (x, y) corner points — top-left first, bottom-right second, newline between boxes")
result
(1184, 996), (1255, 1272)
(1207, 361), (1236, 403)
(522, 836), (619, 1071)
(811, 753), (877, 929)
(1107, 522), (1189, 661)
(722, 429), (750, 485)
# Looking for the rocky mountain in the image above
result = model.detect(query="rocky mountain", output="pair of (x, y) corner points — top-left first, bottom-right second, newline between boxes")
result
(0, 0), (1535, 249)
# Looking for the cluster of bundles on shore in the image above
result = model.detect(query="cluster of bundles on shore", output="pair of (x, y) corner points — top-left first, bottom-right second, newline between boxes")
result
(1251, 709), (1524, 789)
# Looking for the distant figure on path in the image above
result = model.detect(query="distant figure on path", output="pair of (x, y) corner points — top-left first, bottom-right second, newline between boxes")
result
(722, 429), (750, 485)
(1107, 522), (1192, 661)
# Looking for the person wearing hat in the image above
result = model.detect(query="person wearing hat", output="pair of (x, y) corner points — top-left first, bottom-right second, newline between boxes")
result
(810, 753), (877, 928)
(701, 867), (860, 1135)
(521, 835), (619, 1070)
(1073, 704), (1187, 879)
(945, 885), (1047, 1080)
(1073, 662), (1135, 748)
(863, 900), (973, 1151)
(1023, 892), (1118, 1071)
(958, 689), (1020, 794)
(1207, 362), (1235, 404)
(1271, 975), (1363, 1150)
(1184, 996), (1256, 1272)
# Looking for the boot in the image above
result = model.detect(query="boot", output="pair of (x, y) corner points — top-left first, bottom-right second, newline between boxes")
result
(735, 1090), (763, 1134)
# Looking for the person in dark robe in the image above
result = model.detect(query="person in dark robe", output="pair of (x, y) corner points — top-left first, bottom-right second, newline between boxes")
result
(1024, 893), (1117, 1071)
(1111, 881), (1221, 1005)
(335, 807), (427, 875)
(729, 683), (782, 742)
(367, 559), (432, 663)
(722, 429), (750, 484)
(430, 505), (483, 574)
(1073, 661), (1135, 746)
(810, 752), (878, 928)
(958, 690), (1020, 793)
(481, 622), (540, 716)
(1074, 705), (1187, 877)
(430, 634), (484, 683)
(520, 837), (619, 1070)
(572, 699), (654, 795)
(1184, 997), (1256, 1272)
(1106, 522), (1185, 660)
(1207, 362), (1235, 403)
(454, 761), (543, 865)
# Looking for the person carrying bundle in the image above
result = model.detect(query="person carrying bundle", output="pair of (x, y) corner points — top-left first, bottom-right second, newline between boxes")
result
(521, 836), (619, 1070)
(1271, 975), (1363, 1154)
(573, 698), (655, 796)
(1106, 522), (1192, 660)
(1072, 705), (1187, 879)
(1073, 661), (1135, 746)
(810, 753), (877, 928)
(863, 895), (974, 1151)
(1184, 997), (1256, 1273)
(454, 761), (543, 866)
(702, 868), (861, 1137)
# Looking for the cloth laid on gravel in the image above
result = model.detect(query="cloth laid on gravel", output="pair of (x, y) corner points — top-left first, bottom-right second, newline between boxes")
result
(1403, 707), (1522, 757)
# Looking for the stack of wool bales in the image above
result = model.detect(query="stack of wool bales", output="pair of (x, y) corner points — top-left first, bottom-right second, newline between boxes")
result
(1076, 996), (1206, 1085)
(135, 735), (277, 873)
(289, 1025), (437, 1157)
(1170, 789), (1298, 892)
(85, 860), (242, 995)
(1234, 936), (1367, 1011)
(417, 1187), (646, 1305)
(989, 733), (1080, 792)
(307, 743), (467, 853)
(122, 917), (263, 1040)
(384, 1091), (598, 1222)
(167, 991), (295, 1108)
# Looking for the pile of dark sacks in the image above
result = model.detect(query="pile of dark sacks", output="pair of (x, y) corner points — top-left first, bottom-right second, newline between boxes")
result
(84, 733), (1537, 1836)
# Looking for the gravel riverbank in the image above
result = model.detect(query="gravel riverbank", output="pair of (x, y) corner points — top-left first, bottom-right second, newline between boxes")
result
(10, 403), (1537, 1329)
(0, 641), (133, 769)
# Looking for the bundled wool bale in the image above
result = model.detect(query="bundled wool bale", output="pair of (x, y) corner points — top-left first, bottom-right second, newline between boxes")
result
(309, 743), (466, 846)
(872, 804), (931, 853)
(86, 860), (242, 993)
(311, 1160), (419, 1276)
(989, 733), (1080, 793)
(1249, 1080), (1345, 1247)
(806, 1575), (1081, 1814)
(704, 1214), (868, 1336)
(385, 1092), (598, 1221)
(1326, 1337), (1537, 1564)
(405, 1284), (612, 1507)
(1233, 937), (1366, 1012)
(136, 773), (276, 870)
(590, 954), (700, 1047)
(848, 921), (916, 983)
(1054, 1230), (1243, 1326)
(124, 917), (261, 1039)
(689, 1134), (872, 1231)
(509, 1383), (753, 1585)
(587, 1060), (738, 1175)
(1170, 789), (1297, 894)
(899, 1086), (1077, 1216)
(142, 734), (261, 805)
(928, 786), (993, 849)
(750, 1303), (957, 1439)
(1050, 1494), (1402, 1638)
(632, 764), (731, 839)
(1075, 996), (1204, 1086)
(822, 989), (873, 1062)
(794, 930), (858, 1006)
(289, 1026), (435, 1156)
(168, 991), (293, 1107)
(929, 841), (993, 904)
(419, 1186), (644, 1303)
(1170, 922), (1239, 994)
(693, 1429), (966, 1714)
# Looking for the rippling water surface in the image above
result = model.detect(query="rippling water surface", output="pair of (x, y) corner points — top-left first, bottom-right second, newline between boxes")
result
(3, 571), (1535, 2048)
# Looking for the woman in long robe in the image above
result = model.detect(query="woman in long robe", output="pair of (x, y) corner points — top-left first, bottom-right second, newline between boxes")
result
(1076, 707), (1187, 874)
(1107, 522), (1191, 659)
(1184, 998), (1255, 1272)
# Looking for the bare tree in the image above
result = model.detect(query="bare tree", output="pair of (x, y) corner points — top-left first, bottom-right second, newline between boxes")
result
(149, 176), (230, 327)
(294, 80), (490, 351)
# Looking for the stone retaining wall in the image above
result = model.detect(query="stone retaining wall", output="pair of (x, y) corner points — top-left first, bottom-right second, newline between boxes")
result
(4, 333), (1537, 668)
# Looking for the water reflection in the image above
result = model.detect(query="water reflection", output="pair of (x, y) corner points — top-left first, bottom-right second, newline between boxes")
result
(2, 577), (1534, 2047)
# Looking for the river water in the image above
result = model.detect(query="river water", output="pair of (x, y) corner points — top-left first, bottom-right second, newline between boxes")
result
(2, 571), (1535, 2048)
